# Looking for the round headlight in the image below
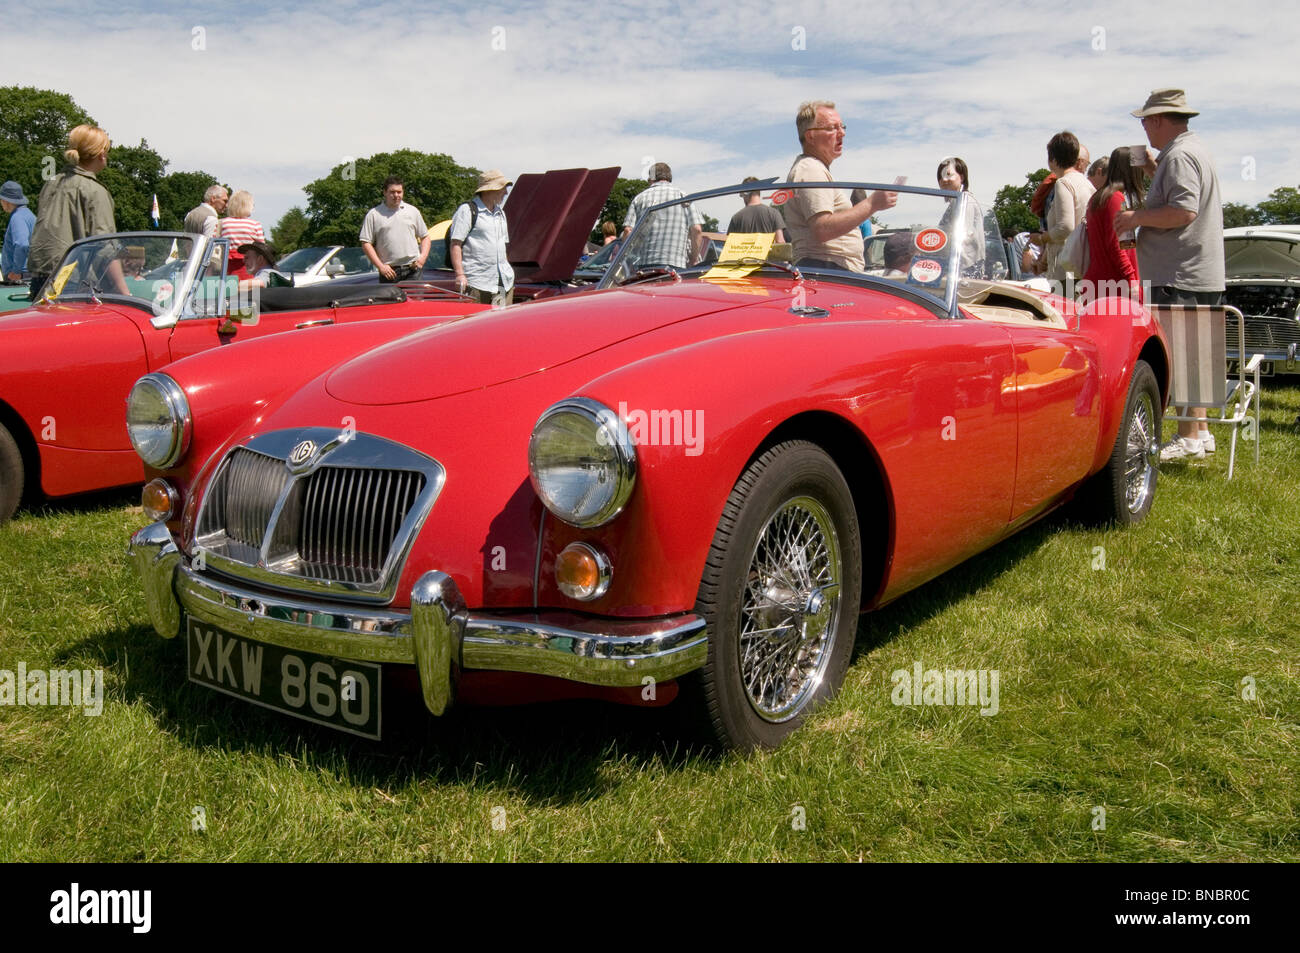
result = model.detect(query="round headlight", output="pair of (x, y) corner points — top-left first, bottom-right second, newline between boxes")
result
(126, 373), (191, 469)
(528, 398), (636, 528)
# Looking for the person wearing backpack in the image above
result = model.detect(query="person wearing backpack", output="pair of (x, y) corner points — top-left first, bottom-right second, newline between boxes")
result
(449, 169), (514, 306)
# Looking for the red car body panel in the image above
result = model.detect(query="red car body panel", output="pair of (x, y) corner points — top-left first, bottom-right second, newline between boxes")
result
(147, 275), (1169, 624)
(1, 279), (486, 502)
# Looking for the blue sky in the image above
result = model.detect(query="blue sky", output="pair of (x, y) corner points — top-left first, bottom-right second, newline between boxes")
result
(5, 0), (1296, 230)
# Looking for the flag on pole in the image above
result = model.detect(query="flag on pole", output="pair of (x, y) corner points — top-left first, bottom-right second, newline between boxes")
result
(150, 194), (160, 228)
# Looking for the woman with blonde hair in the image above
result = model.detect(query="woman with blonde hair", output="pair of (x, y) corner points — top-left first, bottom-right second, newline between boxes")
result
(217, 190), (267, 277)
(27, 124), (122, 299)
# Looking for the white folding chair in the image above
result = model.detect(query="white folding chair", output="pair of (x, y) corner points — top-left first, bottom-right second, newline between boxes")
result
(1152, 304), (1262, 479)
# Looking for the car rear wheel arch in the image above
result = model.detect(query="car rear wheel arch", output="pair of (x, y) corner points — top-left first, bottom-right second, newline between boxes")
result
(750, 411), (891, 610)
(1137, 337), (1169, 409)
(0, 400), (38, 521)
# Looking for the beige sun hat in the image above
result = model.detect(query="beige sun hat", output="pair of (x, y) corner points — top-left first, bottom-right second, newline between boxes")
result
(1131, 88), (1200, 118)
(475, 169), (513, 192)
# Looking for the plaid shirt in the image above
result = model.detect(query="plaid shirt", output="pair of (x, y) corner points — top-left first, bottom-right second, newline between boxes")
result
(622, 181), (703, 268)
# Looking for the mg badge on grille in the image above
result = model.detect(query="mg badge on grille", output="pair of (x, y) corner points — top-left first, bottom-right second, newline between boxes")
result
(287, 439), (318, 472)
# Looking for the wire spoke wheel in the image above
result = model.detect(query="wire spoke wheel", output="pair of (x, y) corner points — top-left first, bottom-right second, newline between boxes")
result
(738, 496), (842, 722)
(688, 440), (862, 750)
(1124, 388), (1158, 514)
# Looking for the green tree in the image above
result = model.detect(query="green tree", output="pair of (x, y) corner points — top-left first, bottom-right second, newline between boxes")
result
(0, 86), (96, 210)
(591, 176), (649, 242)
(98, 139), (167, 230)
(1222, 201), (1267, 229)
(0, 86), (93, 149)
(1256, 186), (1300, 224)
(155, 170), (220, 230)
(992, 168), (1050, 236)
(301, 150), (480, 246)
(701, 213), (720, 233)
(272, 207), (310, 254)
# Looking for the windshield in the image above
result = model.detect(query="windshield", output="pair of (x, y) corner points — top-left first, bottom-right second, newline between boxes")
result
(44, 234), (198, 308)
(277, 246), (333, 272)
(573, 237), (624, 278)
(599, 181), (1007, 316)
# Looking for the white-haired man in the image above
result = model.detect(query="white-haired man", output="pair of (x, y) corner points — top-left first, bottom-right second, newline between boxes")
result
(783, 100), (898, 271)
(184, 184), (228, 241)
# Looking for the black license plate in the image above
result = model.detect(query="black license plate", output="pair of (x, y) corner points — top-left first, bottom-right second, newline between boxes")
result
(186, 619), (381, 739)
(1227, 359), (1274, 377)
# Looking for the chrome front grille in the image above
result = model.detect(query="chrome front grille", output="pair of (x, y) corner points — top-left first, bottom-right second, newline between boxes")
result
(194, 429), (444, 602)
(200, 448), (292, 560)
(1225, 311), (1300, 351)
(298, 466), (425, 583)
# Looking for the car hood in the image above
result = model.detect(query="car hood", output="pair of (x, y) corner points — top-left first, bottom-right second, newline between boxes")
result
(325, 282), (773, 405)
(0, 299), (117, 330)
(506, 167), (619, 283)
(1224, 233), (1300, 280)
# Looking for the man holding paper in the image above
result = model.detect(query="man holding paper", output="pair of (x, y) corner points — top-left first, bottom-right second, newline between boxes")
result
(783, 100), (899, 271)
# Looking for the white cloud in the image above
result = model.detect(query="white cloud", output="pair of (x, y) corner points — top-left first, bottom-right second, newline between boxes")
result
(2, 0), (1296, 228)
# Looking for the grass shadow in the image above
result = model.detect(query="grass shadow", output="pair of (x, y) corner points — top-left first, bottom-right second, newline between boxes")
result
(64, 621), (709, 807)
(849, 513), (1061, 661)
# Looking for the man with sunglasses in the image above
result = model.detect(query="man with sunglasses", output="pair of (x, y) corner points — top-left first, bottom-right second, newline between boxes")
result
(1114, 89), (1224, 461)
(783, 100), (897, 271)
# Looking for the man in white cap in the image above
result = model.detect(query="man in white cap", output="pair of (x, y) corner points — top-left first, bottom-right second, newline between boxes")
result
(449, 169), (514, 306)
(1114, 88), (1224, 461)
(360, 176), (431, 283)
(1, 181), (36, 284)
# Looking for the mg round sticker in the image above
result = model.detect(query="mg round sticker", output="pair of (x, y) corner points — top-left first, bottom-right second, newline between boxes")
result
(909, 258), (943, 284)
(915, 228), (947, 253)
(769, 189), (793, 206)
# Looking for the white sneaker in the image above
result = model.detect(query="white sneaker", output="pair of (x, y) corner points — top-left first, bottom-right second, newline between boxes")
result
(1199, 431), (1216, 454)
(1160, 435), (1205, 461)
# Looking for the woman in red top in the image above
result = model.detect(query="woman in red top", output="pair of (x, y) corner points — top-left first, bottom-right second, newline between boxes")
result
(1080, 146), (1144, 304)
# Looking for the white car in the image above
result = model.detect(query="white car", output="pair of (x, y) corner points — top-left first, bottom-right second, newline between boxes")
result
(1224, 225), (1300, 375)
(275, 245), (376, 286)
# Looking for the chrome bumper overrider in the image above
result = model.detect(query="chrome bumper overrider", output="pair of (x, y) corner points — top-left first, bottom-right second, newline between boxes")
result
(128, 522), (709, 716)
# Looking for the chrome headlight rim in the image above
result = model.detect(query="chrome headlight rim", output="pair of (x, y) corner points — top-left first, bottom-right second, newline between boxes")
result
(528, 396), (637, 528)
(126, 372), (192, 469)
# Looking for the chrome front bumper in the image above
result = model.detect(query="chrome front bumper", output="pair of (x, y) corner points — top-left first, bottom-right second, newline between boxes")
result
(128, 522), (709, 717)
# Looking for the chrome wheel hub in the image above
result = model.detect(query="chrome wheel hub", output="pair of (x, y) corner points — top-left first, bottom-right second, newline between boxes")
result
(738, 495), (843, 722)
(1125, 390), (1158, 513)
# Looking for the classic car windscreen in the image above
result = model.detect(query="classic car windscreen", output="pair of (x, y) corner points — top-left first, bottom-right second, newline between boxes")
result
(44, 234), (198, 311)
(600, 181), (1004, 316)
(277, 246), (334, 272)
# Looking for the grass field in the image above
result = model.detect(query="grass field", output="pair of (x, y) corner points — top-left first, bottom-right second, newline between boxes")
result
(1, 385), (1297, 862)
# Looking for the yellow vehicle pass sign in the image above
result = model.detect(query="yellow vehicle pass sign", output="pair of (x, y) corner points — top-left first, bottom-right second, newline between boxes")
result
(703, 232), (775, 280)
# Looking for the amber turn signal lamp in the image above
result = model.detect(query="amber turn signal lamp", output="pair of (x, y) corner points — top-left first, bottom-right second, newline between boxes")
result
(142, 478), (179, 522)
(555, 542), (612, 601)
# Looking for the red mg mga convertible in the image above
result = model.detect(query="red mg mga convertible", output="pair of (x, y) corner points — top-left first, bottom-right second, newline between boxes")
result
(129, 182), (1170, 749)
(0, 231), (483, 521)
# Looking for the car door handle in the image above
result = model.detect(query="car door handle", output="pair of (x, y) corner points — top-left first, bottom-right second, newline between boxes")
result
(295, 318), (334, 329)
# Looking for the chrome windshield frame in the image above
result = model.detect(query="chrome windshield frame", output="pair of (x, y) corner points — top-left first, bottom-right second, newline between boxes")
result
(600, 179), (970, 319)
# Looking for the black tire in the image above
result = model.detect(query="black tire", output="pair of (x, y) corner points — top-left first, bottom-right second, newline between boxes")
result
(1075, 360), (1161, 526)
(687, 440), (862, 750)
(0, 423), (24, 523)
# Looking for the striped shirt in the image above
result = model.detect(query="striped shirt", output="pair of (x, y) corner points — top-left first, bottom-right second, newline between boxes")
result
(217, 217), (266, 248)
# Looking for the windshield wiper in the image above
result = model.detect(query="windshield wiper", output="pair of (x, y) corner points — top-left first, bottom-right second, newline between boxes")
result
(619, 266), (681, 287)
